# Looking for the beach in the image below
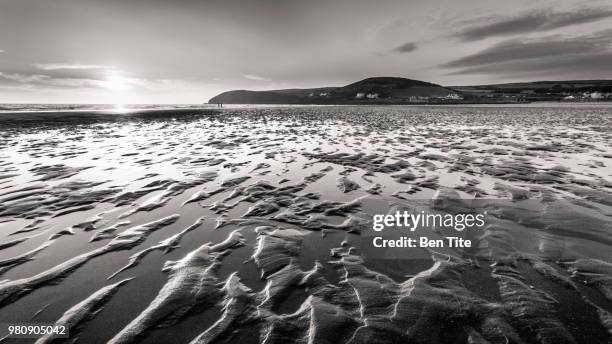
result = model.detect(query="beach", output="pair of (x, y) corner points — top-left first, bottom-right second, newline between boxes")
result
(0, 104), (611, 344)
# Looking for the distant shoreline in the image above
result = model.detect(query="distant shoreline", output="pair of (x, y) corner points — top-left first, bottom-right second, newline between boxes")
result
(1, 101), (612, 118)
(209, 77), (612, 105)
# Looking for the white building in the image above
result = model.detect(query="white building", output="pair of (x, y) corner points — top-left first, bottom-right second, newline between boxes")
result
(355, 93), (365, 99)
(366, 93), (378, 99)
(445, 93), (463, 100)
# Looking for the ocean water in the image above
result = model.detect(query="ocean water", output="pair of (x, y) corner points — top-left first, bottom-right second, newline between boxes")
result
(0, 105), (611, 344)
(0, 104), (214, 113)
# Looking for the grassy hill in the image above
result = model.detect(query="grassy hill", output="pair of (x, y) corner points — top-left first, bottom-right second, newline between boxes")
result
(208, 77), (456, 104)
(209, 77), (612, 104)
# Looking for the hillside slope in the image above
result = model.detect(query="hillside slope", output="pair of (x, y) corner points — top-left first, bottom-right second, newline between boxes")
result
(209, 77), (456, 104)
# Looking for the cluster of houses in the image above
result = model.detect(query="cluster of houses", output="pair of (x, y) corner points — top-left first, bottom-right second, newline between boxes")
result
(562, 92), (612, 101)
(304, 86), (612, 103)
(354, 92), (464, 101)
(308, 92), (329, 97)
(307, 91), (465, 101)
(355, 92), (380, 99)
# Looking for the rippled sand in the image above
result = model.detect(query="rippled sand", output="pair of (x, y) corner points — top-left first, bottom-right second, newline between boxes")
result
(0, 105), (611, 344)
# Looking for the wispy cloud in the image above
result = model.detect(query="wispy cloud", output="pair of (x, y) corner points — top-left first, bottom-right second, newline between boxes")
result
(34, 63), (114, 70)
(0, 70), (194, 93)
(443, 29), (612, 78)
(0, 72), (110, 89)
(0, 72), (50, 84)
(242, 74), (271, 81)
(454, 8), (612, 41)
(443, 30), (612, 69)
(392, 42), (417, 53)
(0, 49), (5, 53)
(446, 52), (612, 79)
(0, 71), (120, 89)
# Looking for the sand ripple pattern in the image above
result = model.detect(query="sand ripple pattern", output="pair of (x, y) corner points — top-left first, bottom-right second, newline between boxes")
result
(0, 106), (611, 343)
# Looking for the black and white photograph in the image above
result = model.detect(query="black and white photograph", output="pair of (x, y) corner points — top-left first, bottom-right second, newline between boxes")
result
(0, 0), (611, 343)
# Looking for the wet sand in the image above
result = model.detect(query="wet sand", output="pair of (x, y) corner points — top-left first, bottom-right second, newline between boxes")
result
(0, 105), (611, 344)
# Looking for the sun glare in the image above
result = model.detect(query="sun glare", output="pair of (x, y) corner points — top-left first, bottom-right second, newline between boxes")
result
(98, 71), (136, 106)
(101, 72), (133, 91)
(113, 103), (129, 113)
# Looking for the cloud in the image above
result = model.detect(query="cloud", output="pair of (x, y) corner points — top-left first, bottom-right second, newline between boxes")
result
(34, 63), (113, 70)
(454, 8), (612, 41)
(443, 30), (612, 69)
(442, 29), (612, 79)
(446, 52), (612, 80)
(242, 74), (271, 81)
(392, 42), (417, 53)
(0, 70), (132, 90)
(0, 72), (112, 89)
(0, 49), (4, 53)
(0, 69), (195, 94)
(0, 72), (50, 84)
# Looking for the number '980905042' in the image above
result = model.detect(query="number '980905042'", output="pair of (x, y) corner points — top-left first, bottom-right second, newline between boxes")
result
(1, 323), (68, 338)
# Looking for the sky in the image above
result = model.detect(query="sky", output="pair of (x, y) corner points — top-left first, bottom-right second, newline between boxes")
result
(1, 0), (612, 103)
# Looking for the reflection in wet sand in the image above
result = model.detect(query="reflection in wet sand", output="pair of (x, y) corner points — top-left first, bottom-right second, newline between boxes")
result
(0, 105), (611, 343)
